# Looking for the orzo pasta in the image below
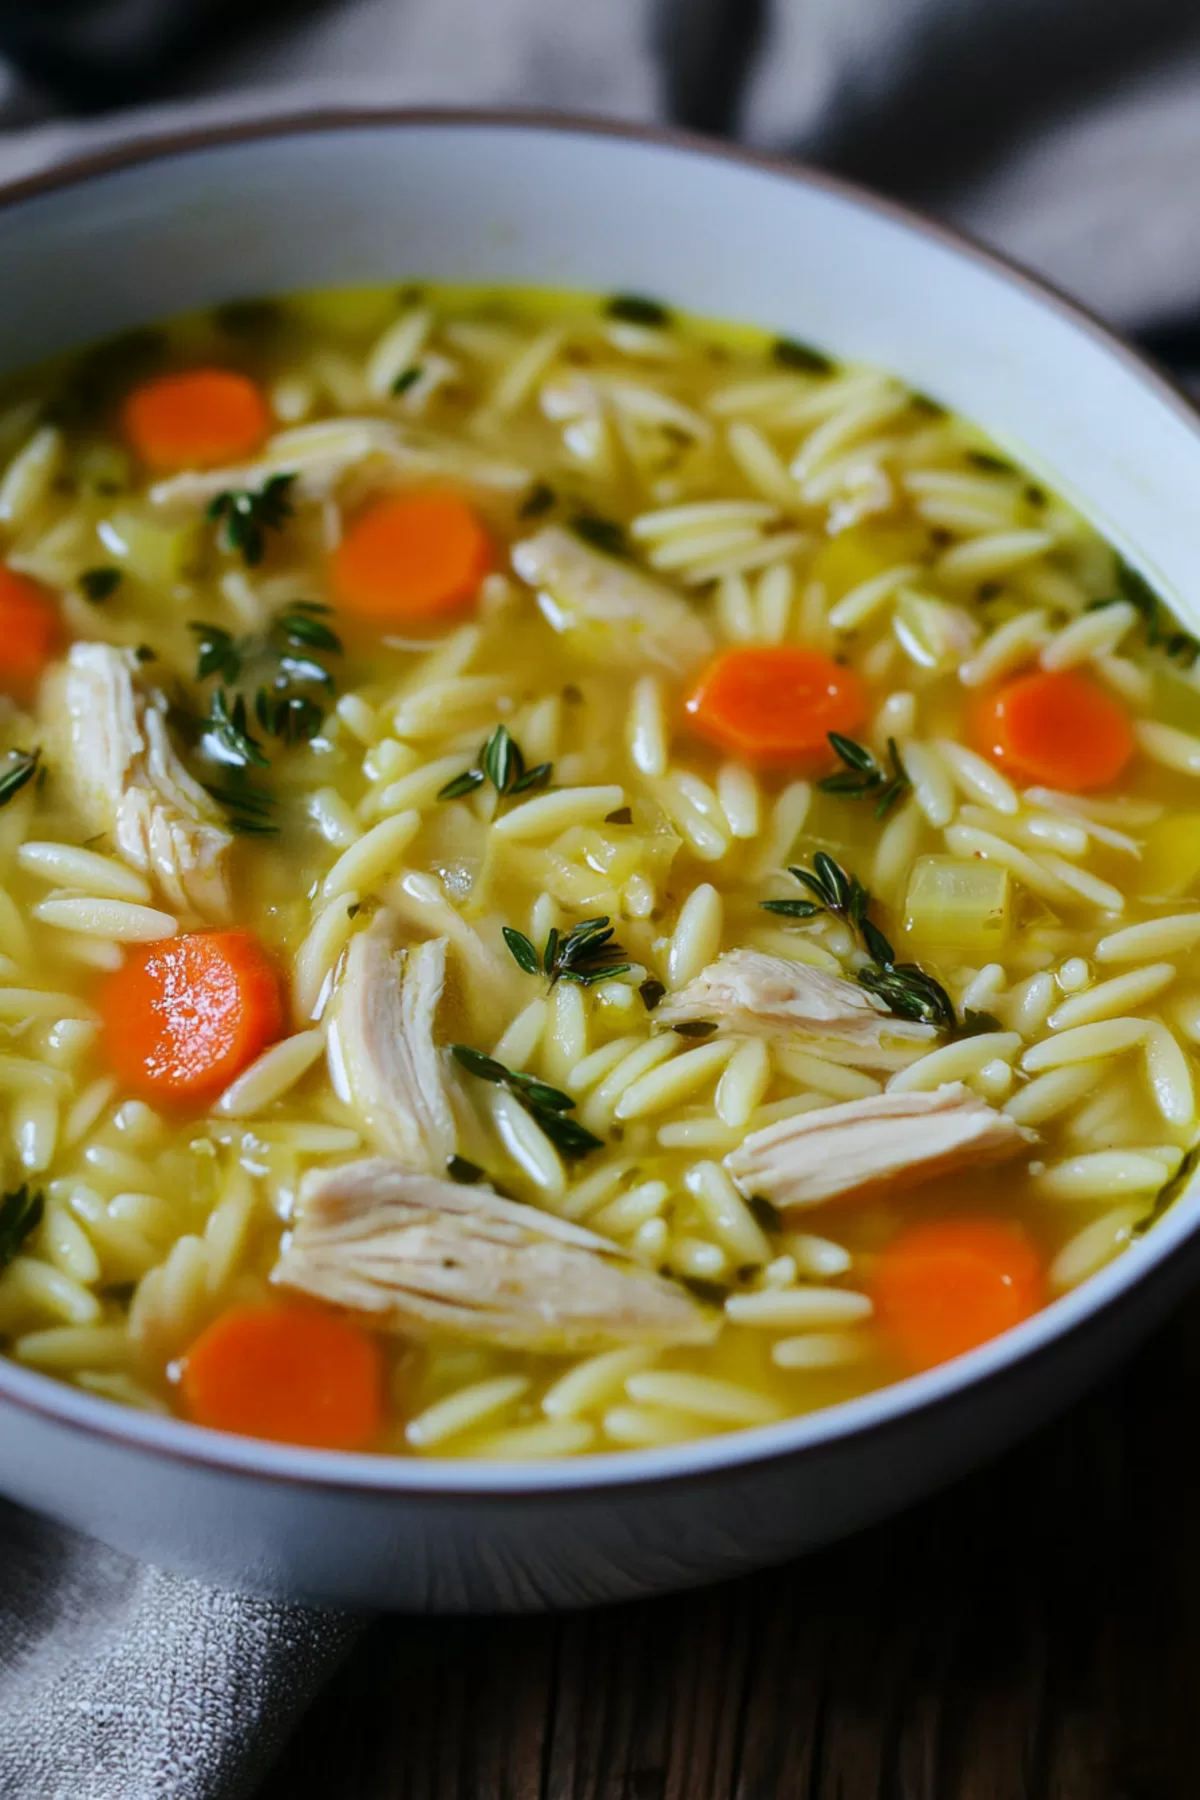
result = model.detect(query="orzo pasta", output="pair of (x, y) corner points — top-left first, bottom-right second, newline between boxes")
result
(0, 282), (1193, 1455)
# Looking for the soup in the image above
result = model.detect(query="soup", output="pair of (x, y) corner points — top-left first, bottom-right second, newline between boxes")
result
(0, 283), (1194, 1458)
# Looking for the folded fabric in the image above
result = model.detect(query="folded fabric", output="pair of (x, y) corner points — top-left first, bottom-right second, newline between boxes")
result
(0, 1500), (359, 1800)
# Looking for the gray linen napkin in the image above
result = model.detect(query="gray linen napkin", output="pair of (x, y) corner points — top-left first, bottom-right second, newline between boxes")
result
(0, 1501), (359, 1800)
(4, 3), (1200, 1795)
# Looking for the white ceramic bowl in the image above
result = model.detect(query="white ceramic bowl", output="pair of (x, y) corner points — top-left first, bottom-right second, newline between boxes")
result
(2, 110), (1199, 1610)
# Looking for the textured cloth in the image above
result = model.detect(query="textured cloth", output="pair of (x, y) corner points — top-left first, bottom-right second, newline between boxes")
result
(0, 1501), (359, 1800)
(2, 3), (1200, 1796)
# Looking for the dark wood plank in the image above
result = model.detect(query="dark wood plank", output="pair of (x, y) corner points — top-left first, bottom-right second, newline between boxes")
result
(259, 1288), (1200, 1800)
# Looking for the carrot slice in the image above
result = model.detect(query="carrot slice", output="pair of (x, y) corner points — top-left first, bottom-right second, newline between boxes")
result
(684, 645), (866, 765)
(330, 490), (492, 621)
(99, 929), (284, 1108)
(179, 1302), (384, 1449)
(872, 1218), (1043, 1372)
(973, 668), (1134, 791)
(0, 566), (63, 698)
(122, 368), (269, 470)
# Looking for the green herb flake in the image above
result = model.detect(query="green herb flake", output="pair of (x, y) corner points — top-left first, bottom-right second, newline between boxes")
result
(671, 1020), (719, 1039)
(771, 337), (834, 375)
(206, 471), (296, 567)
(747, 1194), (783, 1235)
(518, 479), (556, 520)
(606, 293), (672, 328)
(605, 806), (633, 825)
(78, 566), (122, 603)
(639, 978), (666, 1012)
(678, 1275), (729, 1308)
(966, 450), (1016, 475)
(0, 748), (41, 810)
(391, 366), (422, 396)
(569, 514), (629, 558)
(0, 1184), (44, 1272)
(446, 1155), (487, 1185)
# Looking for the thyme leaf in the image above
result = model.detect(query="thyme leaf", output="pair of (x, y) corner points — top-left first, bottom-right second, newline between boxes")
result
(446, 1154), (487, 1185)
(639, 978), (666, 1012)
(0, 748), (41, 810)
(206, 472), (296, 566)
(78, 566), (122, 603)
(450, 1044), (604, 1159)
(818, 733), (911, 819)
(203, 778), (277, 836)
(569, 514), (628, 558)
(391, 366), (422, 396)
(205, 688), (269, 769)
(771, 337), (834, 375)
(0, 1183), (44, 1271)
(518, 480), (556, 520)
(606, 293), (671, 328)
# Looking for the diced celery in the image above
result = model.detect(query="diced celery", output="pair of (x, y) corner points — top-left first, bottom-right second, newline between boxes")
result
(97, 505), (198, 589)
(902, 855), (1011, 958)
(290, 286), (400, 335)
(1139, 813), (1200, 899)
(1153, 668), (1200, 736)
(808, 524), (927, 602)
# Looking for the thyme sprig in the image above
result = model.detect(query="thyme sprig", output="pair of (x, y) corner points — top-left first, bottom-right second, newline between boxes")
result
(189, 601), (342, 749)
(761, 852), (960, 1032)
(202, 777), (277, 836)
(818, 733), (911, 819)
(0, 1184), (44, 1271)
(437, 724), (553, 805)
(1087, 556), (1200, 668)
(0, 748), (41, 810)
(503, 915), (632, 989)
(450, 1044), (604, 1159)
(206, 472), (296, 566)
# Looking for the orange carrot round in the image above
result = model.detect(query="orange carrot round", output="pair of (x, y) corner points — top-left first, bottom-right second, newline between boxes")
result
(122, 368), (269, 470)
(973, 667), (1133, 791)
(872, 1217), (1043, 1373)
(99, 929), (284, 1108)
(179, 1302), (384, 1449)
(684, 645), (867, 765)
(330, 490), (492, 621)
(0, 566), (63, 698)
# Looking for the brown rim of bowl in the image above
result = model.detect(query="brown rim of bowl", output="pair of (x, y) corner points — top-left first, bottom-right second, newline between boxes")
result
(0, 103), (1196, 1500)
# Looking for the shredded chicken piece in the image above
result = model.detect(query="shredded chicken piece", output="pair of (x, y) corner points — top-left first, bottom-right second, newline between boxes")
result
(326, 915), (456, 1173)
(511, 525), (714, 675)
(148, 418), (527, 512)
(656, 949), (935, 1068)
(49, 643), (231, 921)
(725, 1082), (1035, 1210)
(273, 1158), (719, 1352)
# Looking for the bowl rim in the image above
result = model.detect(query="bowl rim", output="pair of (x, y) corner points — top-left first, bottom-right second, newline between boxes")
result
(0, 101), (1197, 1499)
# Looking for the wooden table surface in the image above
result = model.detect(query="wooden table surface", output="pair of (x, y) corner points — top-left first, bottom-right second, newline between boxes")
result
(260, 1293), (1200, 1799)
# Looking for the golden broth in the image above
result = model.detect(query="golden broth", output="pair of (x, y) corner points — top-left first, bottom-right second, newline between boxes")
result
(0, 282), (1193, 1456)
